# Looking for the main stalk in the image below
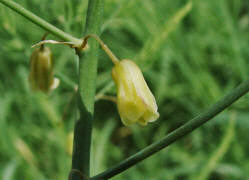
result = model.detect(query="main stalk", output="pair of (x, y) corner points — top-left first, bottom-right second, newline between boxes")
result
(71, 0), (104, 179)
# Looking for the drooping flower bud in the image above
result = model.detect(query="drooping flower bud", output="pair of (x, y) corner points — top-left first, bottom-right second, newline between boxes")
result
(29, 46), (59, 93)
(112, 59), (159, 126)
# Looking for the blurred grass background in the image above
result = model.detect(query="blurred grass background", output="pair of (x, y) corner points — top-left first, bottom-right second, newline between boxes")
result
(0, 0), (249, 179)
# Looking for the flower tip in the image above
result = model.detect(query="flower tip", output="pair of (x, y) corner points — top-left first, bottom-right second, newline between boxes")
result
(50, 77), (60, 90)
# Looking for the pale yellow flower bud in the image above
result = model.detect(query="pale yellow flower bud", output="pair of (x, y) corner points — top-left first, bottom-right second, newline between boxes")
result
(29, 47), (59, 93)
(112, 59), (159, 126)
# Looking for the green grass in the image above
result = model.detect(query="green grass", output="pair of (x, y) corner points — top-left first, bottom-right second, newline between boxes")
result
(0, 0), (249, 179)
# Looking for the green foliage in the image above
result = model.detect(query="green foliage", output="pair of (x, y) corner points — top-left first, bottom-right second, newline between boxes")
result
(0, 0), (249, 179)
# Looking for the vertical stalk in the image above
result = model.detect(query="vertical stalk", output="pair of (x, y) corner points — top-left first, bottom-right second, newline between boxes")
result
(71, 0), (104, 179)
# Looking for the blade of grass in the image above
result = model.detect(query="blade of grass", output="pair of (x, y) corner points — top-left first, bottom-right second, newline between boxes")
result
(194, 112), (236, 180)
(136, 0), (192, 68)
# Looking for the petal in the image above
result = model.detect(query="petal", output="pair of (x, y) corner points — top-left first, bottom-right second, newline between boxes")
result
(112, 59), (159, 126)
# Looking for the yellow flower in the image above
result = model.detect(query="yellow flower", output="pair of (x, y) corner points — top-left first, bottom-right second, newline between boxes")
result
(29, 47), (59, 93)
(112, 59), (159, 126)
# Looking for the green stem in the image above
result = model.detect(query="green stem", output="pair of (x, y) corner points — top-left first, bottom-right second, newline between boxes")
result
(91, 78), (249, 180)
(71, 0), (104, 179)
(82, 34), (120, 65)
(0, 0), (81, 45)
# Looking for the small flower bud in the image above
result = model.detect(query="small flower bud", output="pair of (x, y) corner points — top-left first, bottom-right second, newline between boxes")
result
(29, 47), (58, 93)
(112, 59), (159, 126)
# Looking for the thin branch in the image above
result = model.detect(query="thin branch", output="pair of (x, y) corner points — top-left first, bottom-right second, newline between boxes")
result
(91, 78), (249, 180)
(81, 34), (120, 65)
(0, 0), (81, 45)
